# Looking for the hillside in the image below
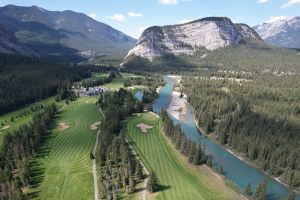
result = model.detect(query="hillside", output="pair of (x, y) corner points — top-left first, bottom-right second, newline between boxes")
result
(0, 5), (136, 61)
(122, 17), (262, 66)
(0, 24), (37, 56)
(254, 17), (300, 49)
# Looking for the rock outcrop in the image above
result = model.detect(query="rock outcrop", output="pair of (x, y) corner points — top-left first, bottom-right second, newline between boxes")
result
(123, 17), (262, 64)
(254, 17), (300, 49)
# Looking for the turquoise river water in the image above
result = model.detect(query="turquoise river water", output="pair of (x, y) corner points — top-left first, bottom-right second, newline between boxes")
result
(136, 76), (300, 200)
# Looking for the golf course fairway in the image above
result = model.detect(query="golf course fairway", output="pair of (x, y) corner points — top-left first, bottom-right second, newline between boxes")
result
(126, 112), (244, 200)
(29, 97), (101, 200)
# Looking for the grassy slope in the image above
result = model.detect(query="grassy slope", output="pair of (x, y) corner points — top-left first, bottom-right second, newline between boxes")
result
(126, 113), (243, 200)
(0, 96), (65, 146)
(29, 97), (101, 200)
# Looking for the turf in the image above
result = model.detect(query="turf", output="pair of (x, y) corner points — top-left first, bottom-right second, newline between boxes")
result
(0, 96), (65, 146)
(126, 113), (243, 200)
(102, 73), (144, 90)
(28, 96), (101, 200)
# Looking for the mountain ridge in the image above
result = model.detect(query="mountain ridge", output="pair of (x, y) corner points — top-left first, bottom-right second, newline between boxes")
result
(0, 5), (136, 61)
(254, 16), (300, 49)
(122, 17), (262, 66)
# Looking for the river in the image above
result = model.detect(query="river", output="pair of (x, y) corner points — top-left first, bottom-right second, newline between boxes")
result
(139, 76), (299, 200)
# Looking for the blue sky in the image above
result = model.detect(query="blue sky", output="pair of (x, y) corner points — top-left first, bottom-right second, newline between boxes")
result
(0, 0), (299, 38)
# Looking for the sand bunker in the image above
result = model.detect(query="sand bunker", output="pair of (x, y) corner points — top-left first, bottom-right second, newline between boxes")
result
(137, 123), (153, 133)
(1, 125), (10, 130)
(90, 122), (101, 130)
(58, 122), (69, 131)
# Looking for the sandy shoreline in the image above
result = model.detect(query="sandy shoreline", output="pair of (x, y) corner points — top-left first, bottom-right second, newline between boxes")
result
(167, 91), (188, 121)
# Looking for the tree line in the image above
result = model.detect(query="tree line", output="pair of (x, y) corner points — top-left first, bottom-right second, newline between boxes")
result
(0, 104), (58, 199)
(95, 88), (146, 199)
(183, 74), (300, 189)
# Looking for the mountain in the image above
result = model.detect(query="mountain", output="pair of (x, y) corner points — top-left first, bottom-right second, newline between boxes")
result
(254, 17), (300, 49)
(0, 5), (136, 61)
(0, 24), (38, 56)
(122, 17), (262, 66)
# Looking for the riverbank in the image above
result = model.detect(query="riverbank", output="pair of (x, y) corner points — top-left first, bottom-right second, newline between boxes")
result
(167, 75), (300, 195)
(166, 91), (188, 121)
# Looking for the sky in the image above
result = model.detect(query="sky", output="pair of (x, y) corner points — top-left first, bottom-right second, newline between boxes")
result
(0, 0), (299, 39)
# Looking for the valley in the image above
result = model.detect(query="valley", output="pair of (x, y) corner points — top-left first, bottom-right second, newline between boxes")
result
(0, 2), (300, 200)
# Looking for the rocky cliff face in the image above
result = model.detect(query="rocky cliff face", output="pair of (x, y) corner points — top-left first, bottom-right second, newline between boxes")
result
(123, 17), (262, 64)
(254, 17), (300, 49)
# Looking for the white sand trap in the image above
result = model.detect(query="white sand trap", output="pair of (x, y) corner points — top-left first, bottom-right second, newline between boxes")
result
(1, 125), (10, 130)
(58, 122), (69, 131)
(137, 123), (153, 133)
(90, 122), (101, 130)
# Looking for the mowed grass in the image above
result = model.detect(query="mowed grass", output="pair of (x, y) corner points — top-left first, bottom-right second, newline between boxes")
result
(126, 113), (243, 200)
(102, 73), (144, 90)
(0, 96), (65, 146)
(29, 96), (101, 200)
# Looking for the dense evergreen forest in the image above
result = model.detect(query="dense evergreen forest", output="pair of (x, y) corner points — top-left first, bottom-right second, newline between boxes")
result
(182, 73), (300, 189)
(95, 89), (145, 199)
(0, 54), (91, 114)
(0, 104), (57, 199)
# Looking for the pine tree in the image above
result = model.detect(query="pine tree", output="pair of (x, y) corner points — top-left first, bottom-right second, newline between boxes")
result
(135, 162), (143, 180)
(128, 175), (135, 193)
(253, 179), (268, 200)
(244, 182), (252, 195)
(188, 142), (196, 163)
(147, 172), (158, 193)
(193, 146), (203, 165)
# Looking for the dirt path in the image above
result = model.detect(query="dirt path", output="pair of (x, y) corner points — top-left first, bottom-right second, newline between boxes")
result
(93, 129), (100, 200)
(125, 138), (150, 200)
(92, 108), (103, 200)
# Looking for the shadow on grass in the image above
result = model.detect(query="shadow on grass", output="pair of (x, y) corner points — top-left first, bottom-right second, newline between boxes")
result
(27, 114), (62, 199)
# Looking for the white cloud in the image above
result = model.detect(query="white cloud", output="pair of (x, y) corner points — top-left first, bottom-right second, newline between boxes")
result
(158, 0), (191, 5)
(88, 13), (97, 20)
(266, 15), (292, 23)
(158, 0), (178, 4)
(109, 14), (125, 22)
(128, 12), (143, 17)
(177, 19), (192, 24)
(281, 0), (300, 8)
(257, 0), (269, 3)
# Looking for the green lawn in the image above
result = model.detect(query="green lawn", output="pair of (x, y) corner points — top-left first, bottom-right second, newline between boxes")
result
(28, 96), (101, 200)
(102, 73), (144, 90)
(126, 113), (243, 200)
(0, 96), (65, 146)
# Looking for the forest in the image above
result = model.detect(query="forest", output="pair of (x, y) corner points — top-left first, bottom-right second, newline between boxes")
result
(0, 54), (91, 114)
(182, 72), (300, 189)
(0, 104), (57, 199)
(95, 89), (145, 199)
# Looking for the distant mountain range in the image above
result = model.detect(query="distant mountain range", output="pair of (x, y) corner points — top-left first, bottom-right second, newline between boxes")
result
(122, 17), (262, 66)
(254, 17), (300, 49)
(0, 5), (136, 61)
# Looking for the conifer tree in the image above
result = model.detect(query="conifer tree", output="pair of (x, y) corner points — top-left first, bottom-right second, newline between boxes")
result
(147, 172), (158, 193)
(253, 179), (268, 200)
(244, 182), (252, 195)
